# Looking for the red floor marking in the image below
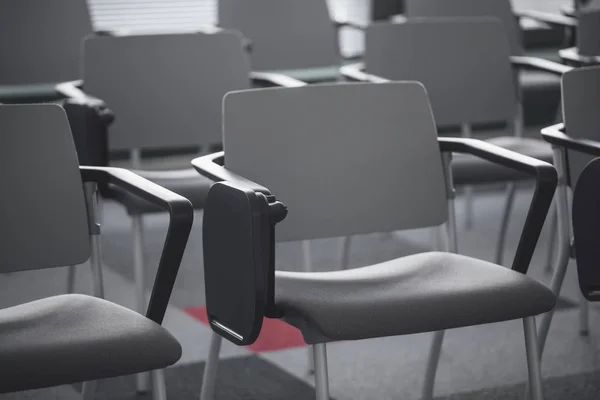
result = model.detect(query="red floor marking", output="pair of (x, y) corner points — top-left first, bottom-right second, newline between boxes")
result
(185, 306), (307, 353)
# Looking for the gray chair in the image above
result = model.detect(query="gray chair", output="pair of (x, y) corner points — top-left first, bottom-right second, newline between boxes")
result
(56, 29), (304, 395)
(539, 65), (600, 361)
(193, 83), (557, 400)
(0, 0), (93, 103)
(0, 104), (193, 398)
(340, 17), (570, 267)
(218, 0), (365, 83)
(402, 0), (568, 128)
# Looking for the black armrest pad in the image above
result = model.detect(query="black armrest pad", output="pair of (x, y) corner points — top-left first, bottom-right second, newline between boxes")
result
(510, 56), (573, 75)
(191, 152), (272, 195)
(542, 123), (600, 156)
(339, 63), (390, 83)
(80, 166), (194, 324)
(0, 82), (65, 103)
(439, 137), (557, 274)
(250, 71), (307, 88)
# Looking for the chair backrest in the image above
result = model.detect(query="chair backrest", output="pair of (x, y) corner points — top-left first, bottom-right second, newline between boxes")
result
(562, 66), (600, 186)
(0, 0), (93, 84)
(572, 157), (600, 301)
(0, 104), (91, 273)
(222, 83), (448, 242)
(218, 0), (340, 70)
(365, 18), (517, 127)
(577, 9), (600, 56)
(404, 0), (523, 56)
(83, 30), (251, 151)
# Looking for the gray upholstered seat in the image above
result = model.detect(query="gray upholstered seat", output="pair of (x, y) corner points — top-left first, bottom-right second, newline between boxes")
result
(114, 169), (212, 214)
(452, 136), (553, 185)
(0, 294), (181, 393)
(276, 252), (555, 343)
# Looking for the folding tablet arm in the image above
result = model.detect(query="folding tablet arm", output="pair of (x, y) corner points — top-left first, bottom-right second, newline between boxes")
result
(192, 152), (288, 345)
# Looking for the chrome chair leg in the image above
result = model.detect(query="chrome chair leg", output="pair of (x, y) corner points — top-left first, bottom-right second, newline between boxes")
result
(579, 292), (590, 336)
(152, 369), (168, 400)
(464, 186), (474, 230)
(495, 182), (517, 266)
(132, 214), (150, 393)
(524, 317), (544, 400)
(422, 330), (445, 400)
(313, 343), (330, 400)
(81, 380), (97, 400)
(340, 236), (352, 270)
(544, 207), (558, 274)
(200, 332), (223, 400)
(67, 265), (77, 293)
(303, 240), (315, 375)
(537, 151), (572, 356)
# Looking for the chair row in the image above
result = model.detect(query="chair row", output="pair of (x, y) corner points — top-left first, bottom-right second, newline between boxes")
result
(2, 64), (600, 399)
(0, 0), (572, 126)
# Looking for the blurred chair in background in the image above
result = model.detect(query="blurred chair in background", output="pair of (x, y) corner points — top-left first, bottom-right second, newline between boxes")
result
(218, 0), (365, 83)
(341, 17), (569, 266)
(0, 0), (93, 103)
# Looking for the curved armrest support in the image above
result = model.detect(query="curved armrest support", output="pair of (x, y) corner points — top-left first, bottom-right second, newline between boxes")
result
(542, 123), (600, 156)
(191, 151), (272, 195)
(439, 137), (557, 274)
(510, 55), (573, 75)
(80, 166), (194, 324)
(339, 63), (390, 83)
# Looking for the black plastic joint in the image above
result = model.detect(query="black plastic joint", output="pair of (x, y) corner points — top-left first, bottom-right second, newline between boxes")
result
(268, 200), (288, 224)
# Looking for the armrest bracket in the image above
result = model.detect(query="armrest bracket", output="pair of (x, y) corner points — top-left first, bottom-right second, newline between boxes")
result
(439, 137), (557, 274)
(80, 166), (194, 324)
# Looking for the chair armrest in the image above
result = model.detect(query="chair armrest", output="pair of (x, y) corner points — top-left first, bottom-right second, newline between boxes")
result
(0, 82), (67, 103)
(439, 137), (557, 274)
(250, 71), (307, 88)
(191, 151), (272, 195)
(541, 123), (600, 156)
(510, 55), (573, 75)
(515, 9), (578, 28)
(80, 166), (194, 324)
(559, 47), (600, 66)
(333, 18), (367, 32)
(55, 80), (107, 107)
(339, 63), (391, 83)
